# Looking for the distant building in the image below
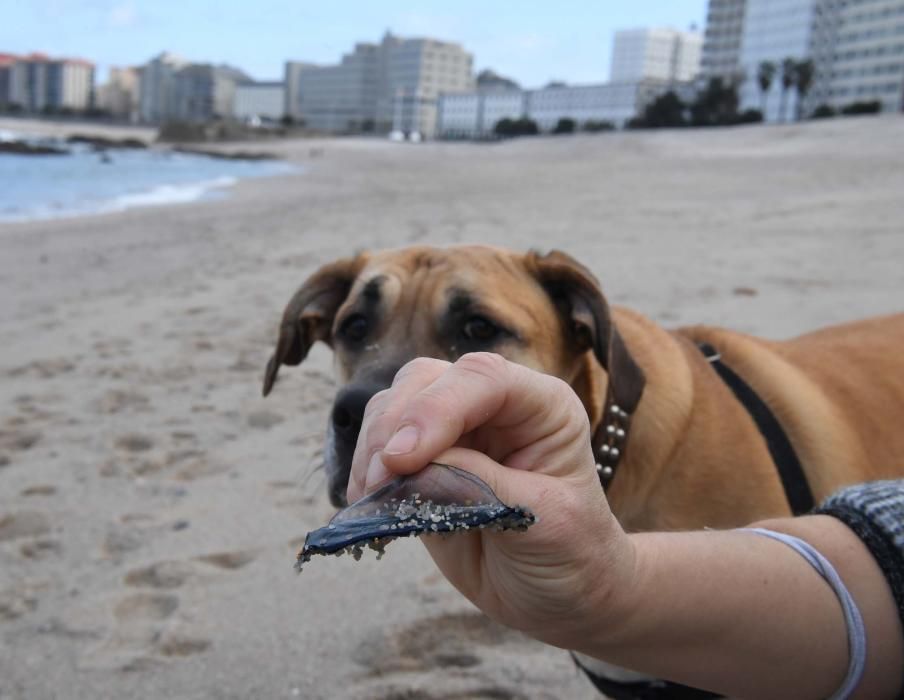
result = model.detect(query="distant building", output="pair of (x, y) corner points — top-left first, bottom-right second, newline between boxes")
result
(737, 0), (820, 121)
(233, 81), (285, 121)
(703, 0), (904, 121)
(809, 0), (904, 114)
(0, 54), (15, 107)
(475, 69), (520, 92)
(5, 53), (94, 112)
(285, 31), (474, 137)
(138, 52), (186, 123)
(170, 63), (249, 122)
(97, 66), (140, 120)
(283, 61), (317, 120)
(701, 0), (747, 81)
(438, 91), (522, 137)
(610, 28), (703, 83)
(437, 80), (671, 138)
(290, 41), (381, 132)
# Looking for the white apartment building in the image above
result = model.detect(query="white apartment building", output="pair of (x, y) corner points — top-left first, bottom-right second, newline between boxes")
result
(97, 66), (140, 120)
(610, 28), (703, 83)
(285, 32), (474, 137)
(138, 52), (185, 123)
(379, 34), (474, 137)
(437, 81), (666, 138)
(810, 0), (904, 113)
(701, 0), (748, 79)
(233, 81), (285, 121)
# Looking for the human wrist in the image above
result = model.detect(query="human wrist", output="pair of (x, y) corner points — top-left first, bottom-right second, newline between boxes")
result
(547, 513), (643, 653)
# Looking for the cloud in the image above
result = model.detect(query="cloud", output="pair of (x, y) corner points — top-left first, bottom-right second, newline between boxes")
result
(107, 1), (138, 28)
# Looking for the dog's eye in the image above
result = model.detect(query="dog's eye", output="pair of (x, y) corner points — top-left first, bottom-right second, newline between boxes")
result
(462, 316), (499, 342)
(339, 314), (369, 343)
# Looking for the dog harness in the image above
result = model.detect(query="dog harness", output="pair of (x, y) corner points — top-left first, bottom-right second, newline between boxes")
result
(698, 343), (814, 516)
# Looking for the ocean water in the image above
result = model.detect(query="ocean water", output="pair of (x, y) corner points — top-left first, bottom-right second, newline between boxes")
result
(0, 132), (297, 223)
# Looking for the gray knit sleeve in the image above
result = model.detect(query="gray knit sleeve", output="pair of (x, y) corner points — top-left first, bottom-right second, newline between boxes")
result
(814, 479), (904, 636)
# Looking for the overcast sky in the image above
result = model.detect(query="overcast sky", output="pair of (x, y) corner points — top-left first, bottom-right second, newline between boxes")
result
(2, 0), (707, 85)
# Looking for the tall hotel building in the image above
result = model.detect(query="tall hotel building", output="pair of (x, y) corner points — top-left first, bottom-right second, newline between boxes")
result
(810, 0), (904, 113)
(703, 0), (904, 120)
(701, 0), (747, 80)
(737, 0), (820, 121)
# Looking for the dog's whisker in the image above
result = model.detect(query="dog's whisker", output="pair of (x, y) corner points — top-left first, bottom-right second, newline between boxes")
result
(299, 461), (325, 489)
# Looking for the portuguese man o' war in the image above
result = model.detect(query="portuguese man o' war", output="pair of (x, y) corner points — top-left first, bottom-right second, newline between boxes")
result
(296, 463), (536, 571)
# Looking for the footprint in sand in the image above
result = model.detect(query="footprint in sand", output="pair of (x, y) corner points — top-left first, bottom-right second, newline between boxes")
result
(0, 582), (47, 622)
(247, 410), (285, 429)
(195, 550), (257, 570)
(94, 389), (151, 414)
(124, 561), (196, 589)
(157, 634), (212, 657)
(20, 538), (62, 560)
(114, 433), (155, 452)
(0, 511), (51, 542)
(172, 457), (229, 481)
(20, 485), (57, 497)
(0, 427), (43, 454)
(353, 612), (525, 675)
(102, 525), (148, 559)
(5, 358), (76, 379)
(113, 593), (179, 622)
(85, 593), (212, 670)
(124, 550), (257, 589)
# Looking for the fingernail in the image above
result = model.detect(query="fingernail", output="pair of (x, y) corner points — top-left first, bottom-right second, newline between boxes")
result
(364, 452), (392, 493)
(383, 425), (419, 455)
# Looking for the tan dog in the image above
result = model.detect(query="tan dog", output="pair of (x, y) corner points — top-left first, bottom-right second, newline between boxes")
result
(263, 245), (904, 530)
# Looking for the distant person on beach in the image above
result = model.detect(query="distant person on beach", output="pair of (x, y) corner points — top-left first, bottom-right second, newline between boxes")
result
(348, 353), (904, 699)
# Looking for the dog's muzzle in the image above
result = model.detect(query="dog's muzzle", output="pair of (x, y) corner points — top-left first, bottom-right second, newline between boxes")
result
(325, 379), (389, 506)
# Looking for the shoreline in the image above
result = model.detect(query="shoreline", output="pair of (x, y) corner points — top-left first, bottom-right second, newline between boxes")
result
(0, 122), (301, 224)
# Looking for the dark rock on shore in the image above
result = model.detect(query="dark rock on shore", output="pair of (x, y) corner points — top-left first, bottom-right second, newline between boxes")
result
(172, 146), (278, 161)
(0, 140), (68, 156)
(66, 134), (148, 150)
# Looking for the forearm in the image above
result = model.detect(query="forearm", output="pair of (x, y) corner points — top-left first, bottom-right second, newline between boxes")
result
(574, 516), (903, 699)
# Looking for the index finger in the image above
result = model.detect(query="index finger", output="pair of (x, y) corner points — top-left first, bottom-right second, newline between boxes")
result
(346, 357), (450, 503)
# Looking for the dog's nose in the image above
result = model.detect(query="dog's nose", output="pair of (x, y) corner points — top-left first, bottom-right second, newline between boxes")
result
(331, 383), (380, 442)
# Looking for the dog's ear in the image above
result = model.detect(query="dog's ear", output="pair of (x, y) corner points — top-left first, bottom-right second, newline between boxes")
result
(527, 250), (645, 413)
(262, 254), (369, 397)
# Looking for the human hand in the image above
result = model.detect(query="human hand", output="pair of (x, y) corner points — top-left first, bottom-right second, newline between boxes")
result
(345, 353), (636, 649)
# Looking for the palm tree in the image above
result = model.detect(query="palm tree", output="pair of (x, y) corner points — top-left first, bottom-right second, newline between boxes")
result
(757, 61), (776, 116)
(779, 58), (797, 123)
(794, 59), (815, 120)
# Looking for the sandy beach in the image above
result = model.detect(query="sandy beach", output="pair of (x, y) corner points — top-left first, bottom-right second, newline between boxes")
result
(1, 115), (903, 699)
